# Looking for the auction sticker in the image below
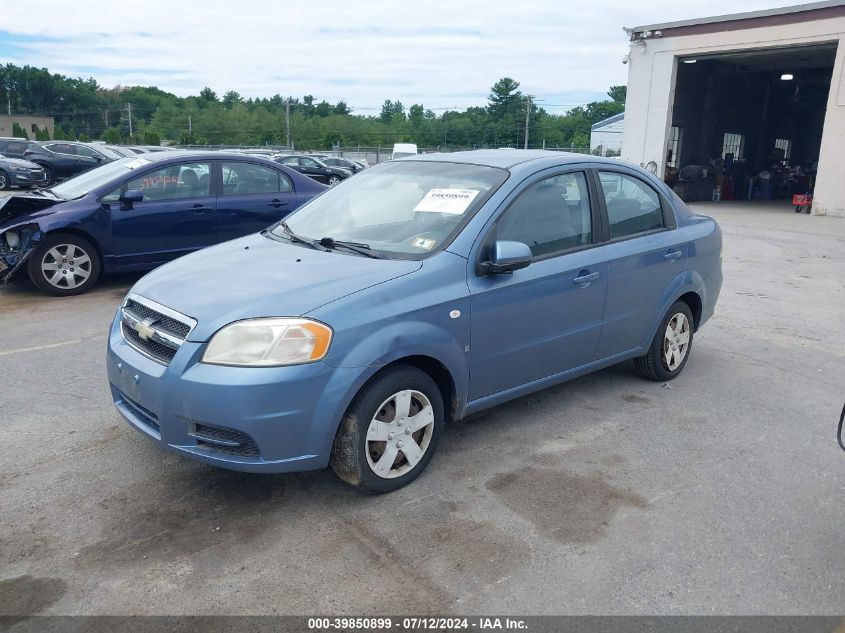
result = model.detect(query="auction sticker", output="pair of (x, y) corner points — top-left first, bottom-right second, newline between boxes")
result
(413, 189), (480, 214)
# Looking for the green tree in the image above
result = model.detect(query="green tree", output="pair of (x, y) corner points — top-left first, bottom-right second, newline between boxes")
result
(608, 85), (627, 104)
(222, 90), (242, 109)
(103, 127), (121, 143)
(11, 122), (28, 139)
(198, 87), (218, 105)
(487, 77), (522, 119)
(143, 129), (161, 145)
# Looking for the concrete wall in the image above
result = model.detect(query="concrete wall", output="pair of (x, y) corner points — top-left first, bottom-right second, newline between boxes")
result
(0, 115), (55, 140)
(622, 15), (845, 217)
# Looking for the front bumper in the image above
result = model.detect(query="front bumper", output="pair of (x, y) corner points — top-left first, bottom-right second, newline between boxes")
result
(106, 313), (357, 473)
(9, 170), (48, 187)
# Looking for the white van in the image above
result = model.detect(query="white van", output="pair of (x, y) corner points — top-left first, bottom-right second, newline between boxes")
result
(392, 143), (418, 160)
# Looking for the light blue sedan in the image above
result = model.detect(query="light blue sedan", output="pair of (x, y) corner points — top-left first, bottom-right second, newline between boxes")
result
(107, 150), (722, 493)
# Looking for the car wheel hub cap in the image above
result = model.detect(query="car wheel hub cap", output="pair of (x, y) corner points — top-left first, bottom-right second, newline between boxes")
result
(663, 313), (690, 371)
(366, 389), (435, 480)
(41, 244), (92, 289)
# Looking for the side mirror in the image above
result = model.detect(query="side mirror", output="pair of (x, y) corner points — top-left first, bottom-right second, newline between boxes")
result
(482, 240), (532, 274)
(121, 189), (144, 208)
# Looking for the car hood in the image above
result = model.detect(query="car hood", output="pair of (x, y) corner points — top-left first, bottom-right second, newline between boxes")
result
(1, 157), (41, 169)
(129, 232), (423, 341)
(0, 192), (65, 227)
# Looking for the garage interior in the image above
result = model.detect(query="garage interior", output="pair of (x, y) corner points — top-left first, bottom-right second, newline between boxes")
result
(666, 43), (837, 208)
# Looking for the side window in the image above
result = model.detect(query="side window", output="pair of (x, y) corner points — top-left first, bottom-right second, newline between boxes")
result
(598, 172), (664, 239)
(48, 143), (75, 155)
(102, 186), (122, 203)
(281, 157), (298, 166)
(221, 161), (287, 195)
(76, 145), (101, 158)
(126, 162), (212, 201)
(497, 172), (593, 258)
(301, 158), (319, 168)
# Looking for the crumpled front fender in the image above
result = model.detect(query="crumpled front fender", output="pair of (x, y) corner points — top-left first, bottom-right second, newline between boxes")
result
(0, 223), (42, 284)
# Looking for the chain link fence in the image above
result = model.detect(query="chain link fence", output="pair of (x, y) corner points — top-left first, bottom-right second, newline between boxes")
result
(172, 144), (615, 166)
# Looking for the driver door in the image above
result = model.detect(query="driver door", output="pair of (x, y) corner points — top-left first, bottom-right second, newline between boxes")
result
(105, 161), (218, 268)
(467, 170), (608, 400)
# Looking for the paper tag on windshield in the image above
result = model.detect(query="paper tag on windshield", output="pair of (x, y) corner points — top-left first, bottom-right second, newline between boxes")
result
(413, 188), (480, 215)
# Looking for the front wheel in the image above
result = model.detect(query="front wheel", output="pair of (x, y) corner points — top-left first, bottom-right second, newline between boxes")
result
(634, 301), (694, 381)
(330, 366), (444, 493)
(0, 170), (10, 190)
(27, 233), (101, 296)
(327, 175), (341, 186)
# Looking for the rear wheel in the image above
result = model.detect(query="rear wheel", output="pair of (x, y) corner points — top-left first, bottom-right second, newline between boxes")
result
(27, 233), (101, 296)
(330, 366), (444, 493)
(634, 301), (694, 381)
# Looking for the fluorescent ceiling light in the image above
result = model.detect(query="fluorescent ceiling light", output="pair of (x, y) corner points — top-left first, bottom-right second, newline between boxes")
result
(781, 73), (794, 80)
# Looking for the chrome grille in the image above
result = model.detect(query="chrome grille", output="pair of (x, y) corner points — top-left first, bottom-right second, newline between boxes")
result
(125, 298), (191, 337)
(120, 295), (195, 365)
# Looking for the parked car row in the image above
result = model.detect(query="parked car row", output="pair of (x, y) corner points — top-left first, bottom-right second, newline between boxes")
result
(0, 151), (325, 294)
(0, 137), (371, 190)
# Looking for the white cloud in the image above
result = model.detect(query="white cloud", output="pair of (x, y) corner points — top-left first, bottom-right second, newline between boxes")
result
(1, 0), (805, 113)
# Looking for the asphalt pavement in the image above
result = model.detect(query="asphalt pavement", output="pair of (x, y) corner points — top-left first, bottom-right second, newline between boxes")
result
(1, 200), (843, 616)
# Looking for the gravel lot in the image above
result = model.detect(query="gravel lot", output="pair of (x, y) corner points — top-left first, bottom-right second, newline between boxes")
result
(1, 200), (844, 617)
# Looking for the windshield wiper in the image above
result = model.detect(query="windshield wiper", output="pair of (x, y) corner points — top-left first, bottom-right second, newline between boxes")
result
(319, 237), (383, 259)
(279, 222), (329, 251)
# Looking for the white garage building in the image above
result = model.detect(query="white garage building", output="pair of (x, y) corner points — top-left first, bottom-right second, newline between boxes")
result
(622, 1), (845, 216)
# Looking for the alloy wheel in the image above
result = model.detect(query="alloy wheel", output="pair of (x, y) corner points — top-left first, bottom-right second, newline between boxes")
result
(40, 243), (93, 290)
(365, 389), (436, 479)
(663, 312), (690, 371)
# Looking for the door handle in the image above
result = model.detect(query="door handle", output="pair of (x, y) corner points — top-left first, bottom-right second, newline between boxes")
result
(664, 250), (683, 262)
(573, 271), (599, 286)
(268, 200), (289, 208)
(192, 204), (213, 213)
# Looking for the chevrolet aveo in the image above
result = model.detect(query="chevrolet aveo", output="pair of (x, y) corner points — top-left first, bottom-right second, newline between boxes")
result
(107, 150), (722, 493)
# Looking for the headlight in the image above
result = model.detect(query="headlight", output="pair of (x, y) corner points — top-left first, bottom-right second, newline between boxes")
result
(202, 318), (332, 367)
(13, 166), (29, 172)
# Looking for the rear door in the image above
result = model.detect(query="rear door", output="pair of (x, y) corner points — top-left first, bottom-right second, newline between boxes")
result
(104, 160), (217, 268)
(467, 169), (608, 400)
(45, 143), (97, 178)
(216, 160), (299, 242)
(593, 168), (688, 359)
(297, 156), (329, 184)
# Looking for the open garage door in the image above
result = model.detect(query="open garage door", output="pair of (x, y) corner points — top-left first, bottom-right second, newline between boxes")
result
(667, 43), (836, 208)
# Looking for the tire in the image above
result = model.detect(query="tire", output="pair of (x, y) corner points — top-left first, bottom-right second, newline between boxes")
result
(327, 175), (341, 186)
(634, 301), (694, 382)
(27, 233), (101, 297)
(40, 165), (55, 187)
(0, 170), (10, 190)
(330, 365), (445, 494)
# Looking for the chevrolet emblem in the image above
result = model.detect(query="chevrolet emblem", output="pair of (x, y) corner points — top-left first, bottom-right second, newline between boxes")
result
(135, 318), (158, 341)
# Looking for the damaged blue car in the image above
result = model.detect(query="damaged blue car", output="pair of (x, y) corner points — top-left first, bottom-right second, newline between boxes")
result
(0, 152), (325, 296)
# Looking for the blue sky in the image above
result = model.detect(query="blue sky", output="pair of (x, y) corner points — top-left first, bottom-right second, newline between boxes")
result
(0, 0), (804, 114)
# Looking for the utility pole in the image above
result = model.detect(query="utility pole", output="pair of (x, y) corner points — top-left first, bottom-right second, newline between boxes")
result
(524, 95), (532, 150)
(188, 113), (192, 134)
(443, 109), (448, 150)
(127, 102), (133, 139)
(285, 98), (291, 149)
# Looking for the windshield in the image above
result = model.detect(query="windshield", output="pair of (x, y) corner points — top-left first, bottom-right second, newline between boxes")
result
(51, 157), (152, 199)
(274, 161), (508, 257)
